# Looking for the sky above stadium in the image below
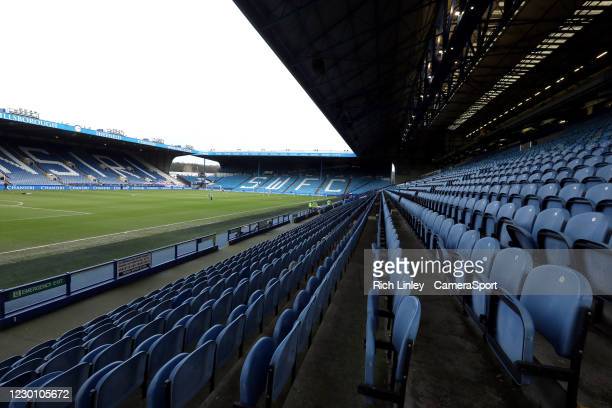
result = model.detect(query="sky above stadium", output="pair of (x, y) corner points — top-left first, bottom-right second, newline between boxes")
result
(0, 0), (352, 159)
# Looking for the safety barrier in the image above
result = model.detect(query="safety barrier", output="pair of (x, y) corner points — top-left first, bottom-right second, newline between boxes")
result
(0, 234), (217, 328)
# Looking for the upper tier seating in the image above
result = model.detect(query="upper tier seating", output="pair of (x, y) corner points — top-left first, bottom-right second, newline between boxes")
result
(0, 141), (173, 187)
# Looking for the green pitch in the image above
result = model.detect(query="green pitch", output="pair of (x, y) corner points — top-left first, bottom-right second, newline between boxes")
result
(0, 190), (318, 288)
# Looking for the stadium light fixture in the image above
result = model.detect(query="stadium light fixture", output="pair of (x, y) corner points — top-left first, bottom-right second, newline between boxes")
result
(556, 77), (565, 83)
(573, 65), (584, 72)
(596, 51), (608, 59)
(544, 85), (551, 90)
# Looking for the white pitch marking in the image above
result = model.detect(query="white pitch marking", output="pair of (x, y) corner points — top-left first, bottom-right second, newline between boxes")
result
(0, 213), (88, 223)
(0, 201), (90, 215)
(0, 200), (24, 206)
(0, 199), (313, 255)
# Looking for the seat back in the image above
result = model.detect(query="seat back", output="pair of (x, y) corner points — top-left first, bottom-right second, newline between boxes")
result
(565, 212), (610, 246)
(147, 326), (185, 384)
(445, 224), (467, 249)
(489, 248), (533, 296)
(38, 362), (90, 408)
(470, 237), (500, 278)
(38, 346), (86, 375)
(520, 265), (592, 357)
(73, 361), (121, 408)
(292, 290), (310, 314)
(238, 337), (275, 407)
(391, 296), (421, 384)
(182, 306), (212, 351)
(531, 208), (569, 243)
(245, 293), (265, 340)
(169, 340), (216, 407)
(269, 323), (300, 402)
(215, 315), (246, 369)
(273, 309), (297, 346)
(92, 337), (131, 372)
(95, 352), (147, 408)
(212, 291), (233, 325)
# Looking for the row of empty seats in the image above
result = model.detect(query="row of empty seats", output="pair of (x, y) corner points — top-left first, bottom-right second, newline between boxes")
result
(0, 142), (175, 187)
(0, 196), (371, 407)
(209, 174), (389, 196)
(235, 195), (373, 407)
(358, 193), (421, 407)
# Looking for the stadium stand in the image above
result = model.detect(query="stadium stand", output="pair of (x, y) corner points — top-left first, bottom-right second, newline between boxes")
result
(0, 196), (373, 407)
(0, 141), (178, 188)
(379, 113), (611, 407)
(207, 173), (389, 196)
(2, 1), (611, 406)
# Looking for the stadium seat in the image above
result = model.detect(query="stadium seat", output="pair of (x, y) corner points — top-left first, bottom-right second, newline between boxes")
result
(359, 296), (421, 407)
(236, 337), (275, 408)
(485, 265), (592, 407)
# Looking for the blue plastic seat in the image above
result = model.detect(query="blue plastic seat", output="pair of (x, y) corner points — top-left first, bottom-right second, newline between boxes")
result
(196, 324), (224, 348)
(216, 314), (246, 370)
(504, 205), (539, 247)
(546, 183), (586, 209)
(91, 337), (132, 372)
(486, 265), (591, 406)
(233, 279), (250, 309)
(244, 293), (265, 340)
(510, 208), (570, 249)
(146, 353), (188, 408)
(469, 237), (500, 278)
(292, 290), (310, 314)
(263, 279), (280, 321)
(539, 212), (610, 257)
(456, 230), (479, 258)
(0, 357), (43, 384)
(85, 326), (121, 350)
(129, 317), (165, 347)
(148, 340), (216, 408)
(183, 307), (212, 351)
(74, 361), (122, 408)
(489, 248), (533, 297)
(237, 337), (275, 407)
(443, 223), (467, 251)
(268, 323), (300, 403)
(144, 326), (185, 384)
(94, 351), (147, 408)
(567, 182), (612, 217)
(248, 270), (263, 293)
(7, 372), (64, 408)
(190, 288), (210, 312)
(228, 304), (247, 324)
(359, 296), (420, 407)
(481, 201), (501, 236)
(120, 311), (150, 333)
(272, 309), (296, 346)
(211, 291), (233, 326)
(35, 362), (90, 408)
(82, 322), (114, 342)
(431, 218), (453, 249)
(305, 276), (320, 295)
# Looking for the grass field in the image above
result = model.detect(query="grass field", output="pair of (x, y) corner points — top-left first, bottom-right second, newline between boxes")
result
(0, 190), (318, 288)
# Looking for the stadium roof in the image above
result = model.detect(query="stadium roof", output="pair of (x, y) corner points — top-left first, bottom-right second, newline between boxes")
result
(233, 0), (612, 164)
(195, 150), (356, 158)
(0, 111), (196, 155)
